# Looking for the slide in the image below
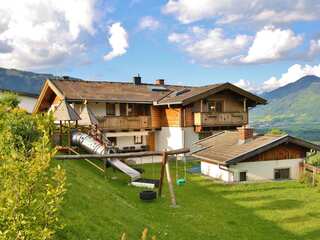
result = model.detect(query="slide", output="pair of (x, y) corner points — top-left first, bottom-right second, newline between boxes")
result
(72, 132), (141, 181)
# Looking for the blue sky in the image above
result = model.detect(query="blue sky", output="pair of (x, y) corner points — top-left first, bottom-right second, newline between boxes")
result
(0, 0), (319, 92)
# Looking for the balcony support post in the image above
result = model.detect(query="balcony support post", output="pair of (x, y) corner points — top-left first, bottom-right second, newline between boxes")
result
(243, 98), (247, 112)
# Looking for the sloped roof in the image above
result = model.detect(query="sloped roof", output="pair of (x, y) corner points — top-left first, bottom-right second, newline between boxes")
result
(78, 104), (98, 125)
(50, 79), (182, 103)
(192, 131), (320, 165)
(53, 100), (80, 121)
(156, 83), (267, 106)
(48, 79), (266, 106)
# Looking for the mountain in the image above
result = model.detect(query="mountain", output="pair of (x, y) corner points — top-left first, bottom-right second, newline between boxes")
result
(0, 68), (54, 95)
(251, 75), (320, 141)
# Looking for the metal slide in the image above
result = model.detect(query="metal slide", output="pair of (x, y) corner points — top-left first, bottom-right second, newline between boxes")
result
(72, 132), (141, 180)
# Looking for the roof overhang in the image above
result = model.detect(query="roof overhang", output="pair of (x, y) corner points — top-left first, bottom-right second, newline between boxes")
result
(227, 135), (320, 165)
(182, 83), (267, 106)
(154, 82), (267, 106)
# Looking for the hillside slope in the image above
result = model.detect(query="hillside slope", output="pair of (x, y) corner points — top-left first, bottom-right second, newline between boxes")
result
(251, 75), (320, 126)
(55, 160), (320, 240)
(0, 68), (54, 95)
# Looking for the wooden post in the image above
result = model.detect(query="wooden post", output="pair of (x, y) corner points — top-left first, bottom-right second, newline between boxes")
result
(165, 158), (177, 207)
(158, 151), (167, 197)
(200, 99), (203, 113)
(68, 121), (71, 147)
(59, 120), (63, 146)
(243, 98), (247, 112)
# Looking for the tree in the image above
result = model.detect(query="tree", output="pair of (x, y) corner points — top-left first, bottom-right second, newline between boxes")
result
(0, 96), (66, 240)
(0, 91), (20, 109)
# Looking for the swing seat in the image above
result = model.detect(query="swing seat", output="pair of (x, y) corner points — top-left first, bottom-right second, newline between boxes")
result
(176, 178), (186, 186)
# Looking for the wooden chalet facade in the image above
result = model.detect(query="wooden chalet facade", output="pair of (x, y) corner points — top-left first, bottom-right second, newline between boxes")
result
(33, 76), (266, 153)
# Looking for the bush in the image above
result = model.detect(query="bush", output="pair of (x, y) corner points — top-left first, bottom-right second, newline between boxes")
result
(0, 97), (66, 239)
(299, 170), (320, 189)
(267, 128), (286, 136)
(0, 91), (20, 109)
(309, 153), (320, 167)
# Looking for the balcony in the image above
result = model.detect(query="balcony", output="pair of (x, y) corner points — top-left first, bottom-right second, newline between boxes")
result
(98, 116), (152, 131)
(194, 112), (248, 128)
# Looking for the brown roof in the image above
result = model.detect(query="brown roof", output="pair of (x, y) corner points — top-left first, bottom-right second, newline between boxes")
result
(192, 131), (320, 165)
(49, 79), (266, 106)
(156, 84), (221, 105)
(51, 79), (182, 104)
(53, 100), (81, 121)
(156, 83), (267, 106)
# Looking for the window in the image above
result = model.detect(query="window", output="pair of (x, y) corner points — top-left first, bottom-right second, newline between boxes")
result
(108, 137), (117, 146)
(134, 136), (143, 144)
(239, 171), (247, 182)
(274, 168), (290, 180)
(106, 103), (115, 115)
(120, 103), (127, 116)
(208, 100), (224, 113)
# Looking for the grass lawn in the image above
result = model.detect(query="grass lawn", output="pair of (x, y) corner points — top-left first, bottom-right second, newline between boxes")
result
(55, 159), (320, 240)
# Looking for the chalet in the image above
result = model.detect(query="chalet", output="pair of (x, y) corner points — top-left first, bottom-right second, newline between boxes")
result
(193, 127), (320, 182)
(33, 76), (266, 153)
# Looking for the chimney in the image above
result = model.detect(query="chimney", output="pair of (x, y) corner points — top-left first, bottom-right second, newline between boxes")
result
(155, 79), (165, 85)
(237, 126), (254, 144)
(133, 74), (142, 85)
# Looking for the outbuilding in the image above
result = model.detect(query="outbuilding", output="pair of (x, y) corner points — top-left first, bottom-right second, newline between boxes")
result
(192, 127), (320, 183)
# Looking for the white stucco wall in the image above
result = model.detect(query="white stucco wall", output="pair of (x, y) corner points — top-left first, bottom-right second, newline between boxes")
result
(18, 95), (37, 113)
(201, 161), (234, 182)
(230, 158), (303, 181)
(184, 127), (199, 152)
(155, 127), (184, 151)
(155, 127), (199, 151)
(201, 158), (304, 183)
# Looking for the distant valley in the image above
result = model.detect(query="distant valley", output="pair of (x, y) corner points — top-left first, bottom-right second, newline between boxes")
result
(251, 75), (320, 141)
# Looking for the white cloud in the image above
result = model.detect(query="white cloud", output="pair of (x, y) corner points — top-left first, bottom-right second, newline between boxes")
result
(104, 22), (129, 61)
(237, 64), (320, 93)
(163, 0), (320, 25)
(261, 64), (320, 92)
(168, 25), (304, 65)
(0, 0), (96, 69)
(241, 26), (303, 63)
(308, 39), (320, 58)
(234, 79), (256, 92)
(138, 16), (160, 31)
(168, 27), (251, 65)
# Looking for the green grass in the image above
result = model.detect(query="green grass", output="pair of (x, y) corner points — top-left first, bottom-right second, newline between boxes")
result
(56, 160), (320, 240)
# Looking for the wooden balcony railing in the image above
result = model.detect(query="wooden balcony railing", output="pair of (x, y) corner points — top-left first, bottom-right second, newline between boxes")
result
(194, 112), (248, 127)
(98, 116), (151, 131)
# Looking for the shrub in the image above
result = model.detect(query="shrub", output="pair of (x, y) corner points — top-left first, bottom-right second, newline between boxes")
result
(0, 98), (66, 240)
(267, 128), (286, 136)
(0, 91), (20, 109)
(309, 153), (320, 167)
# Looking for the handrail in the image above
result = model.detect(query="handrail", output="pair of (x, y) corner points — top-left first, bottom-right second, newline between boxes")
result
(54, 148), (190, 160)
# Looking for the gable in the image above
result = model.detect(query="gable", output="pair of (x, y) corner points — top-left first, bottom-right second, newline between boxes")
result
(33, 80), (64, 113)
(242, 142), (308, 163)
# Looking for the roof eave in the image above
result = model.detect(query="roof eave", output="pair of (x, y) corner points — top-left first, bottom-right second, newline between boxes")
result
(192, 154), (228, 165)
